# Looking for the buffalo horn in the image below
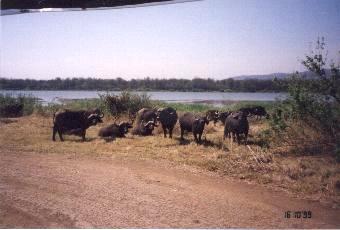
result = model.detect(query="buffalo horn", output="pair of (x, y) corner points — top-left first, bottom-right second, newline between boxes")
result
(144, 121), (154, 127)
(88, 114), (97, 119)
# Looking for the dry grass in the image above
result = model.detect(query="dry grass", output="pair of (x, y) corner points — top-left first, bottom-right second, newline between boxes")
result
(0, 114), (339, 205)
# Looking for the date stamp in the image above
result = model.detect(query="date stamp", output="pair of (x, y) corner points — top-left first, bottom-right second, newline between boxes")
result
(284, 211), (312, 219)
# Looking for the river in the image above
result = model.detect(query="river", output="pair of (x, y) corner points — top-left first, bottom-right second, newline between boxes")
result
(0, 90), (286, 105)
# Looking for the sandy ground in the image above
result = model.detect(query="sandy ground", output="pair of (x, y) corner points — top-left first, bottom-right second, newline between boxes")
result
(0, 151), (339, 228)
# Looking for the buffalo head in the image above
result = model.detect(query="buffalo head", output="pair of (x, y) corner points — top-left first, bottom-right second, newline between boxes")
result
(88, 113), (103, 126)
(119, 121), (133, 134)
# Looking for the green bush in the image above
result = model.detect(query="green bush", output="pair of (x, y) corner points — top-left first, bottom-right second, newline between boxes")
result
(100, 91), (152, 117)
(152, 101), (216, 113)
(270, 37), (340, 149)
(0, 93), (39, 117)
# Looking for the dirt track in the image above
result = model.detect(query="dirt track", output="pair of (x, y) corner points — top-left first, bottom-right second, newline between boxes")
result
(0, 151), (339, 228)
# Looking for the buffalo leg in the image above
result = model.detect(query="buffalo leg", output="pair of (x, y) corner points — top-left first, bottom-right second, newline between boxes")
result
(162, 125), (167, 138)
(169, 128), (173, 138)
(52, 127), (57, 141)
(198, 132), (202, 143)
(57, 129), (64, 142)
(180, 128), (184, 140)
(194, 132), (198, 143)
(81, 130), (86, 141)
(236, 133), (241, 145)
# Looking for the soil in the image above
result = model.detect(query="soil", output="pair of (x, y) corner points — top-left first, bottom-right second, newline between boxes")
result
(0, 151), (339, 228)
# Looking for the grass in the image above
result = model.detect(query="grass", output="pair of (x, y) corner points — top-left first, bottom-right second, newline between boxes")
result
(1, 93), (338, 204)
(153, 101), (216, 113)
(1, 113), (339, 205)
(154, 100), (276, 114)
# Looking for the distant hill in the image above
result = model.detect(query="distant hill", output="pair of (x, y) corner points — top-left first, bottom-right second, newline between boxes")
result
(231, 70), (331, 80)
(231, 73), (291, 80)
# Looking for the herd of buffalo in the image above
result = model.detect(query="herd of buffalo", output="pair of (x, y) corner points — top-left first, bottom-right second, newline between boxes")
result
(52, 105), (268, 145)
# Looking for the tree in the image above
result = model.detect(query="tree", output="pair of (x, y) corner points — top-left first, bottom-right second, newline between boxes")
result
(273, 37), (340, 139)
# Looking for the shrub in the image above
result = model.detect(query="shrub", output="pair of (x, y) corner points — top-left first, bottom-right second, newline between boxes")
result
(269, 38), (339, 158)
(271, 38), (339, 139)
(100, 91), (152, 118)
(0, 93), (39, 117)
(152, 101), (216, 113)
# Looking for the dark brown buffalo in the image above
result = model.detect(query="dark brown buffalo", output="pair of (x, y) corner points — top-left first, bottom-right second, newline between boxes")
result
(179, 112), (209, 144)
(205, 110), (219, 124)
(239, 106), (268, 119)
(132, 120), (158, 136)
(135, 108), (157, 124)
(251, 106), (268, 119)
(156, 107), (178, 138)
(132, 108), (158, 136)
(218, 111), (232, 124)
(224, 111), (249, 145)
(52, 109), (104, 141)
(98, 122), (132, 138)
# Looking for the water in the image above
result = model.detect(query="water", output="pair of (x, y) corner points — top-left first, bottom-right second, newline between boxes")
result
(0, 90), (287, 105)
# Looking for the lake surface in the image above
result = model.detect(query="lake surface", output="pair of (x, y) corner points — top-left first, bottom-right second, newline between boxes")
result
(0, 90), (287, 105)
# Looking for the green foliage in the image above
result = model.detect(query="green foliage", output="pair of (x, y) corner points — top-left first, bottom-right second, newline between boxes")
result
(100, 91), (152, 117)
(64, 98), (105, 112)
(271, 37), (340, 140)
(268, 108), (287, 133)
(152, 101), (216, 113)
(0, 93), (39, 117)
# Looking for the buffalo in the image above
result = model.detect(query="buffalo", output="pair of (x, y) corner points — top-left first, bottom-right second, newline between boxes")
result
(52, 109), (104, 141)
(131, 108), (158, 136)
(135, 108), (157, 124)
(224, 111), (249, 145)
(218, 111), (232, 124)
(205, 110), (219, 124)
(156, 107), (178, 138)
(132, 120), (158, 136)
(239, 106), (268, 119)
(98, 122), (133, 139)
(179, 112), (209, 144)
(251, 106), (268, 119)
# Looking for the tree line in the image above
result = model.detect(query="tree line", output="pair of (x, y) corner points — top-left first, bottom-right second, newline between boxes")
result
(0, 77), (289, 92)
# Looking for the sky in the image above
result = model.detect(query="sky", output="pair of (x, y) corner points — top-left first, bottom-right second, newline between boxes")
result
(1, 0), (340, 80)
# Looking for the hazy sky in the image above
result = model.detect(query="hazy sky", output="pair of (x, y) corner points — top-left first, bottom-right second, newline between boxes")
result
(1, 0), (339, 80)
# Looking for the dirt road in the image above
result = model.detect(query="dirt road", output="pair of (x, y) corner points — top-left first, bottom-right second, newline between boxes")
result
(0, 151), (339, 228)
